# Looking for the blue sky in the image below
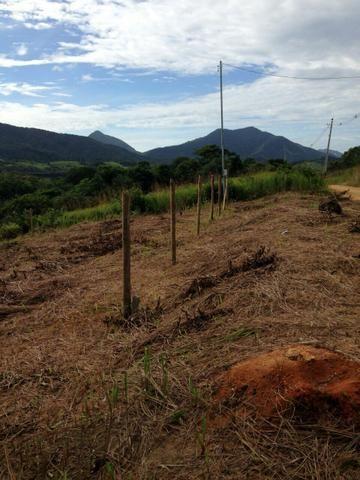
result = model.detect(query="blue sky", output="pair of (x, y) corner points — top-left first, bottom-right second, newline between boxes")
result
(0, 0), (359, 152)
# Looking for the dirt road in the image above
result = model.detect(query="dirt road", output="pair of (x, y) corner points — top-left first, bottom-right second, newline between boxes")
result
(330, 184), (360, 200)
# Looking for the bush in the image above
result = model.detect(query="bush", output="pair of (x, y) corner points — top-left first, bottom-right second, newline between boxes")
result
(0, 222), (22, 240)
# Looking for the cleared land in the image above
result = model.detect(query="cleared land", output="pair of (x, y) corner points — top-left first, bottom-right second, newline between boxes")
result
(0, 192), (359, 479)
(330, 184), (360, 201)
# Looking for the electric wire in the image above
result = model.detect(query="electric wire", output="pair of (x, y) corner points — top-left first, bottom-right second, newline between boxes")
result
(223, 62), (360, 81)
(309, 125), (330, 148)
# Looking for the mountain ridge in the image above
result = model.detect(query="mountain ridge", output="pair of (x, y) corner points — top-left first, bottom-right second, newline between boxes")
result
(0, 122), (142, 167)
(145, 127), (324, 164)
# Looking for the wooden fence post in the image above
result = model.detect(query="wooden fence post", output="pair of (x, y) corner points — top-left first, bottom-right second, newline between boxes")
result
(222, 176), (229, 211)
(210, 174), (214, 221)
(196, 175), (201, 235)
(170, 179), (176, 265)
(218, 175), (222, 216)
(122, 191), (132, 318)
(29, 208), (33, 234)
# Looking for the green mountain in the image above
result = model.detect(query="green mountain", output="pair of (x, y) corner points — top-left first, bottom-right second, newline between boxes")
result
(145, 127), (324, 164)
(0, 123), (142, 173)
(89, 130), (138, 153)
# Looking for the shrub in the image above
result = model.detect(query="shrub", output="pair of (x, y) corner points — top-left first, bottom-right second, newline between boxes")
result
(0, 222), (22, 240)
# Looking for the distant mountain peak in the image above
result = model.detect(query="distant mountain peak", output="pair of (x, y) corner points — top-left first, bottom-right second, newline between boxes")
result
(145, 126), (324, 164)
(0, 122), (142, 168)
(89, 130), (137, 153)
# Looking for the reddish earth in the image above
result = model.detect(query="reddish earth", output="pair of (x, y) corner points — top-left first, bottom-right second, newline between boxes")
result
(215, 345), (360, 422)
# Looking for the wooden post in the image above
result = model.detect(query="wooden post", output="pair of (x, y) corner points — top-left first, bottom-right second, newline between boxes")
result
(122, 191), (132, 318)
(196, 175), (201, 236)
(222, 176), (229, 211)
(29, 208), (33, 233)
(210, 174), (214, 221)
(170, 179), (176, 265)
(217, 175), (222, 216)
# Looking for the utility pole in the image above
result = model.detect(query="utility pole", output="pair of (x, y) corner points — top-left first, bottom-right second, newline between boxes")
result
(324, 117), (334, 174)
(219, 60), (226, 187)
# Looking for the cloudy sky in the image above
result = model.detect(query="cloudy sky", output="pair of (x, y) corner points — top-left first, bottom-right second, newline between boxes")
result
(0, 0), (359, 152)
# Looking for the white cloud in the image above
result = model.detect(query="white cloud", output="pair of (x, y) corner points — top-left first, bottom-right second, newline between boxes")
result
(0, 82), (55, 97)
(15, 43), (28, 56)
(81, 73), (94, 82)
(0, 0), (359, 76)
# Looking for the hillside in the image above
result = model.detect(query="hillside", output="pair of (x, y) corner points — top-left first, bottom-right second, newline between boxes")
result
(0, 123), (142, 169)
(145, 126), (325, 163)
(89, 130), (138, 153)
(1, 192), (359, 478)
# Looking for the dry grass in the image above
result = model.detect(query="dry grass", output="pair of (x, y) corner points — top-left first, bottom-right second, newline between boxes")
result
(0, 192), (359, 479)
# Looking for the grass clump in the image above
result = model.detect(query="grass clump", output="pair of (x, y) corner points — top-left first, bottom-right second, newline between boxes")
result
(35, 200), (121, 230)
(0, 222), (22, 240)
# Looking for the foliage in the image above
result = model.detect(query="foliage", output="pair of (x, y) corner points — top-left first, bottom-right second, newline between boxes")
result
(0, 146), (327, 239)
(0, 222), (22, 240)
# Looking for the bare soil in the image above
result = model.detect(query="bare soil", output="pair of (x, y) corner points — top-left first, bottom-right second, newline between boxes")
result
(215, 345), (360, 421)
(0, 192), (359, 479)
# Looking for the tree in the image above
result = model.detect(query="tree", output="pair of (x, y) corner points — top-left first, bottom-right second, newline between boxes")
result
(195, 145), (222, 168)
(268, 159), (292, 171)
(65, 166), (96, 185)
(341, 146), (360, 168)
(153, 164), (173, 186)
(128, 161), (155, 193)
(174, 158), (200, 183)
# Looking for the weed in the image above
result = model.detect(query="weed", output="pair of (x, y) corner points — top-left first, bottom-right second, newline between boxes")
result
(105, 462), (116, 480)
(169, 409), (187, 425)
(225, 327), (257, 342)
(189, 377), (200, 405)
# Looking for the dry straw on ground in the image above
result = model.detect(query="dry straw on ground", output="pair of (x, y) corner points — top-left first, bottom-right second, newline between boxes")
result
(0, 192), (359, 479)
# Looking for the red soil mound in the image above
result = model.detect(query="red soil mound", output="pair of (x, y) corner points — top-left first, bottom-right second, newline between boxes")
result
(215, 345), (360, 423)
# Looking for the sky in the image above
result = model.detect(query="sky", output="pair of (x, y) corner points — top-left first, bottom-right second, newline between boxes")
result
(0, 0), (359, 153)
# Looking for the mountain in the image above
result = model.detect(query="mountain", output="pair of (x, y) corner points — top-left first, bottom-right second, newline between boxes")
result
(0, 123), (142, 167)
(318, 148), (343, 158)
(145, 127), (324, 164)
(89, 130), (137, 153)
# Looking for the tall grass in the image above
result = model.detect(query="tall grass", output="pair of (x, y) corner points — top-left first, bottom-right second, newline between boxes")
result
(228, 170), (325, 201)
(35, 200), (121, 230)
(26, 169), (325, 234)
(326, 165), (360, 187)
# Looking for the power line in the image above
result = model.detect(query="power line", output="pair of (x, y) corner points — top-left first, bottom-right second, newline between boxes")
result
(309, 125), (330, 147)
(337, 113), (359, 126)
(223, 62), (360, 80)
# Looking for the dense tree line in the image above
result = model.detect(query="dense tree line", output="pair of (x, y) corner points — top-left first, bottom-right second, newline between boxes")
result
(0, 144), (307, 238)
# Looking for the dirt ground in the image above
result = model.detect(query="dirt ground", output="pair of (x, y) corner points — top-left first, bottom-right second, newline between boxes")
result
(0, 192), (359, 479)
(330, 185), (360, 201)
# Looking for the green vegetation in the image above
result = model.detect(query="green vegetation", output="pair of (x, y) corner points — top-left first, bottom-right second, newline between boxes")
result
(28, 168), (324, 234)
(0, 145), (327, 240)
(326, 165), (360, 187)
(0, 222), (22, 240)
